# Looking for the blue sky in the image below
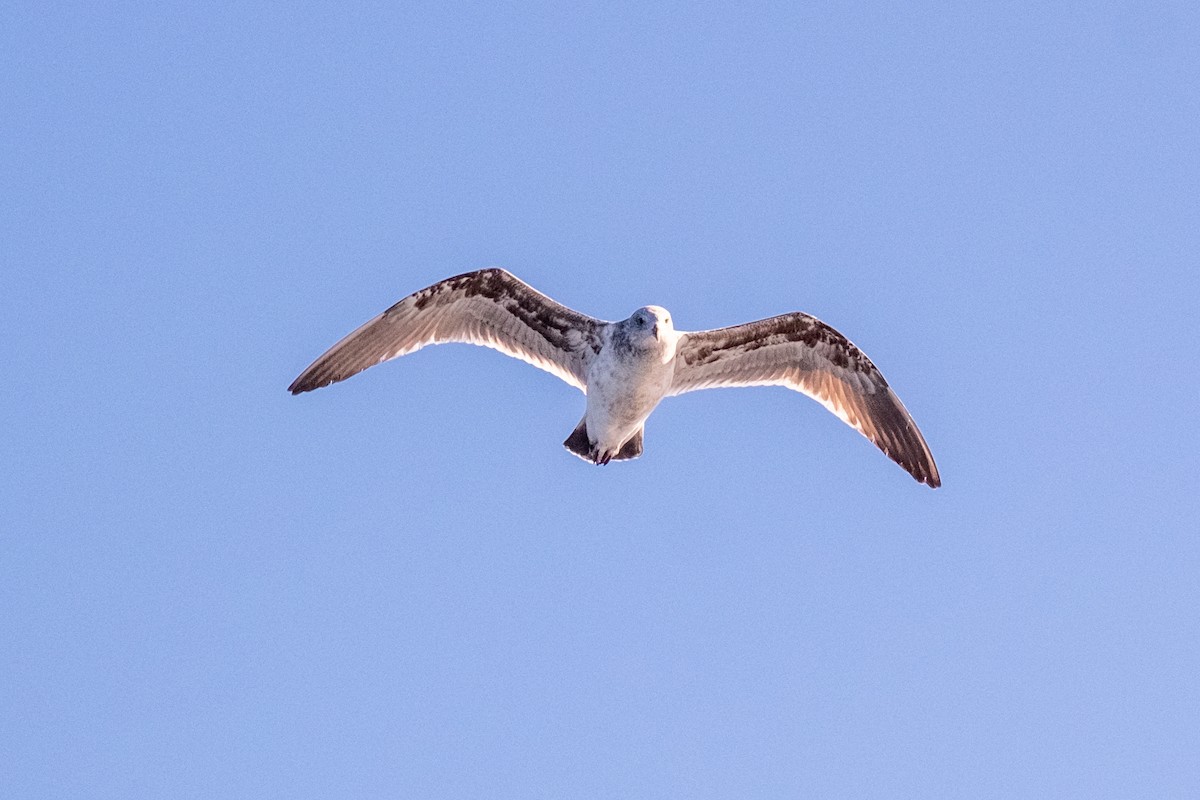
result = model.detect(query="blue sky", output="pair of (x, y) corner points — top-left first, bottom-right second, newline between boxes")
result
(3, 1), (1198, 797)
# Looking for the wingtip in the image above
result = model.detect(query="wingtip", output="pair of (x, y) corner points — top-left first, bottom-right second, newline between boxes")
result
(905, 456), (941, 488)
(915, 458), (942, 488)
(287, 376), (314, 395)
(289, 365), (338, 394)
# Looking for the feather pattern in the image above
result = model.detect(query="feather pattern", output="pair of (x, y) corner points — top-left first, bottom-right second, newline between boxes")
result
(288, 269), (603, 395)
(670, 313), (940, 487)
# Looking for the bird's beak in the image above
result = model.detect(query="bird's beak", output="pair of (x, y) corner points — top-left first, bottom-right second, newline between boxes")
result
(652, 324), (660, 339)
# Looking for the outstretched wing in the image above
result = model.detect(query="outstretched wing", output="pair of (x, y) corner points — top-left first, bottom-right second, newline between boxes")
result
(671, 313), (940, 487)
(289, 269), (603, 395)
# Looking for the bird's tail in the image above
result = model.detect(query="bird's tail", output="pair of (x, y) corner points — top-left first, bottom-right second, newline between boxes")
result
(563, 418), (593, 460)
(563, 418), (644, 463)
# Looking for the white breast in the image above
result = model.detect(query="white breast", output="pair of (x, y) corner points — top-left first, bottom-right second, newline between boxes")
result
(583, 340), (675, 451)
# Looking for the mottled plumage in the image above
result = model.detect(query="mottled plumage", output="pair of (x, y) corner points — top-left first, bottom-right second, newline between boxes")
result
(290, 268), (941, 487)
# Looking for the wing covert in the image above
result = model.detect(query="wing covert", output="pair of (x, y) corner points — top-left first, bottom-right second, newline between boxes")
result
(289, 269), (603, 395)
(671, 313), (940, 487)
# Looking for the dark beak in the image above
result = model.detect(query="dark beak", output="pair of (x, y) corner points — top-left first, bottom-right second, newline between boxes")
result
(652, 323), (659, 339)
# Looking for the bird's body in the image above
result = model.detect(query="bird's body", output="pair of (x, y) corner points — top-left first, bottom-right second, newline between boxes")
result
(290, 269), (941, 487)
(568, 306), (678, 464)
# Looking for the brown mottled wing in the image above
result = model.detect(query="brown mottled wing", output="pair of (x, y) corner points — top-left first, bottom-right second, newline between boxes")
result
(289, 269), (603, 395)
(670, 313), (940, 487)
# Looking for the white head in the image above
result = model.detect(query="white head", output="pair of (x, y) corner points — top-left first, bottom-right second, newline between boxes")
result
(627, 305), (674, 338)
(623, 305), (678, 361)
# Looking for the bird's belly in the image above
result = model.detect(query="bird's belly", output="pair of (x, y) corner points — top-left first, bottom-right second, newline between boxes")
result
(584, 361), (673, 447)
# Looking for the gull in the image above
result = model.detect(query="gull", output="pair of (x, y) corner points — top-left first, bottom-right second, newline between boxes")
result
(289, 269), (940, 487)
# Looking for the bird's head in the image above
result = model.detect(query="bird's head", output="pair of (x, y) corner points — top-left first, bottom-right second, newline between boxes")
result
(628, 306), (674, 338)
(625, 306), (678, 358)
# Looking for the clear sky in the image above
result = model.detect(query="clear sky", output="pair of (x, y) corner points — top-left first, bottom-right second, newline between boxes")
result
(4, 2), (1198, 797)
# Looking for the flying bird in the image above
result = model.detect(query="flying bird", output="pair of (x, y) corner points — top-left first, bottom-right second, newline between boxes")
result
(289, 269), (940, 487)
